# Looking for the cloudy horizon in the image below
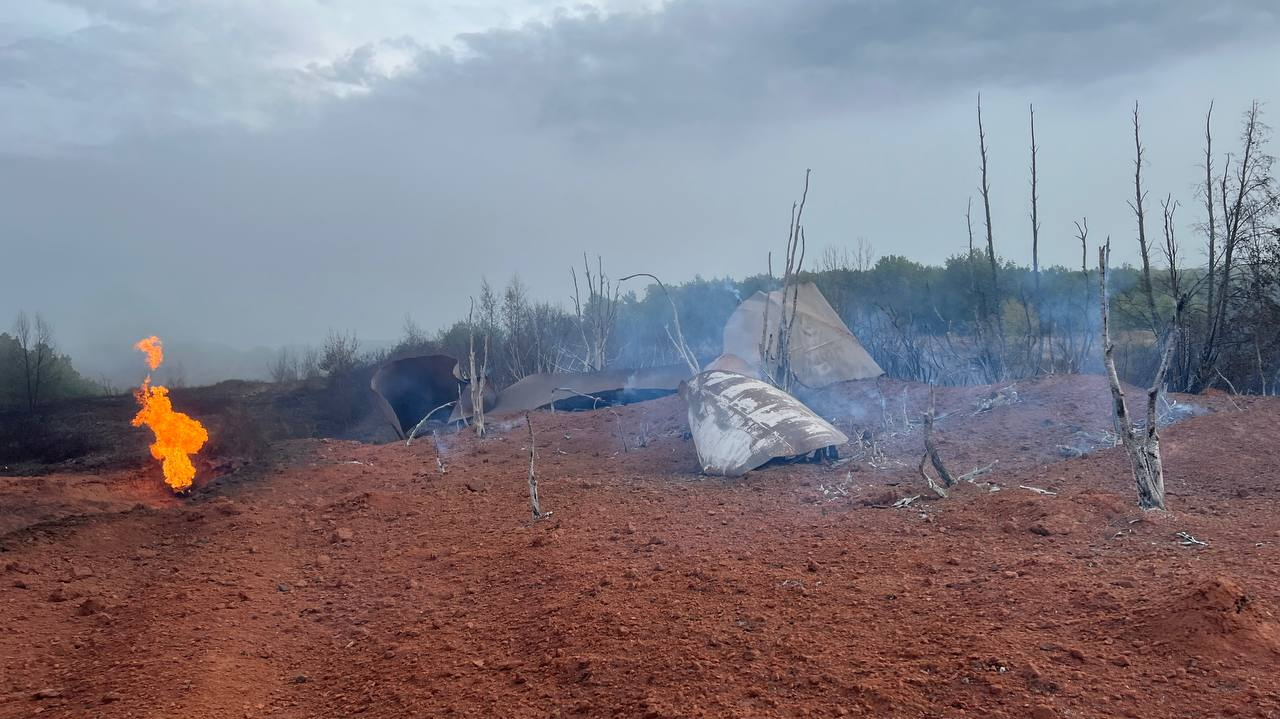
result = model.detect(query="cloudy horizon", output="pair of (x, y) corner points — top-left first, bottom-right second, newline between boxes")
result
(2, 0), (1278, 382)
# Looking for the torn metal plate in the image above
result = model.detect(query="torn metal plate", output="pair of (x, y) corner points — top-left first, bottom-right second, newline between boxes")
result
(482, 364), (692, 418)
(369, 355), (495, 438)
(721, 282), (883, 388)
(680, 370), (849, 477)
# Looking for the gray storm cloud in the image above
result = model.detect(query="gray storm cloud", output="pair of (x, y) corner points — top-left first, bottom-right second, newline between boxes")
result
(1, 0), (1277, 382)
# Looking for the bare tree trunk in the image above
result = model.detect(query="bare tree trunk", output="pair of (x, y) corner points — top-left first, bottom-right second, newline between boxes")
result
(1130, 102), (1159, 329)
(1029, 103), (1044, 373)
(467, 299), (488, 438)
(977, 94), (1000, 309)
(525, 413), (544, 520)
(976, 94), (1005, 375)
(1203, 103), (1217, 349)
(1100, 241), (1176, 510)
(919, 386), (953, 498)
(1075, 219), (1095, 373)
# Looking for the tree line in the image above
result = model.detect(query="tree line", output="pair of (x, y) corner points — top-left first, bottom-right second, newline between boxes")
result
(364, 98), (1276, 397)
(0, 312), (103, 412)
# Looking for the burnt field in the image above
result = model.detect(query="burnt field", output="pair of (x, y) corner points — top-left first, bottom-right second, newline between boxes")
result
(2, 374), (1280, 718)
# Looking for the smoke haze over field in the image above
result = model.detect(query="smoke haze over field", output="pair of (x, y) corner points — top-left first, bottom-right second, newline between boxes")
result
(1, 0), (1278, 383)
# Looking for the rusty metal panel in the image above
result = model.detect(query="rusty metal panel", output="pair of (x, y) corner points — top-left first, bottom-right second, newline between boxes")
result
(679, 370), (849, 476)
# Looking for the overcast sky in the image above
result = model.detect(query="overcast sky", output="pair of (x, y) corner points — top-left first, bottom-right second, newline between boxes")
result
(2, 0), (1278, 378)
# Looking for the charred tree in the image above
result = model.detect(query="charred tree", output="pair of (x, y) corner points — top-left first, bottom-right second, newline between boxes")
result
(1192, 102), (1275, 392)
(570, 254), (620, 373)
(467, 298), (490, 438)
(919, 386), (954, 499)
(525, 413), (545, 520)
(1130, 102), (1159, 331)
(1100, 240), (1180, 510)
(976, 94), (1006, 377)
(1028, 103), (1045, 373)
(761, 169), (810, 392)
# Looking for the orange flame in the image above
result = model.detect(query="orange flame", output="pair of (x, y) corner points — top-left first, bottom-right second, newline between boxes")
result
(131, 337), (207, 492)
(135, 335), (163, 371)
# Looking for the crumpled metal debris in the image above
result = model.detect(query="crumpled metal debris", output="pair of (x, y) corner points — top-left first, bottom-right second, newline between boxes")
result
(369, 355), (494, 439)
(719, 282), (883, 388)
(680, 369), (849, 476)
(482, 364), (691, 418)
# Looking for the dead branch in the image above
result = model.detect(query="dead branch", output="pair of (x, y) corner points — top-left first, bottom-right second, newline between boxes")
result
(1019, 485), (1057, 496)
(959, 461), (998, 483)
(552, 387), (628, 454)
(405, 401), (459, 445)
(525, 413), (545, 520)
(619, 272), (700, 374)
(432, 431), (445, 475)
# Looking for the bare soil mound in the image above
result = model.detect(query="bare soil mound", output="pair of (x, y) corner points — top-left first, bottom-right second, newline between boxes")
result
(1124, 577), (1280, 660)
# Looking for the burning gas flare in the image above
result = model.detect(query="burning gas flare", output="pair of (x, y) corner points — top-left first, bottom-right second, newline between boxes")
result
(131, 336), (208, 492)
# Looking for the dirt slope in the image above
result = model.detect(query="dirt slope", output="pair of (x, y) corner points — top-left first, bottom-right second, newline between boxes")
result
(2, 375), (1279, 718)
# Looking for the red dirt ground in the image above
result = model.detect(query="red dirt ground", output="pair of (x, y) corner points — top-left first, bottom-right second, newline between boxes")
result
(2, 375), (1280, 718)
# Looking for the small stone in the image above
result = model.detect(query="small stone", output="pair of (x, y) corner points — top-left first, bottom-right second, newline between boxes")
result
(277, 583), (292, 593)
(12, 579), (28, 589)
(76, 598), (106, 616)
(806, 559), (821, 573)
(70, 566), (94, 580)
(1002, 571), (1018, 579)
(293, 675), (308, 684)
(100, 691), (122, 704)
(332, 528), (354, 543)
(136, 548), (158, 559)
(237, 591), (250, 602)
(33, 688), (63, 700)
(316, 555), (332, 567)
(48, 588), (73, 603)
(1030, 705), (1058, 719)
